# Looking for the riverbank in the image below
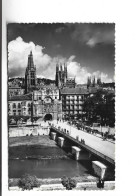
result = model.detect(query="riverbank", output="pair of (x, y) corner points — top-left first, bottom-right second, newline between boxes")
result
(9, 135), (57, 147)
(9, 177), (115, 191)
(9, 135), (69, 160)
(9, 175), (98, 187)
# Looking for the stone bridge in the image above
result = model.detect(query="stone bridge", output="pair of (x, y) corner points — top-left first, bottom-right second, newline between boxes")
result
(50, 122), (115, 180)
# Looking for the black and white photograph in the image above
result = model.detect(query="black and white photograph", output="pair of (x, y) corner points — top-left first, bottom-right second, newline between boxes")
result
(7, 23), (115, 191)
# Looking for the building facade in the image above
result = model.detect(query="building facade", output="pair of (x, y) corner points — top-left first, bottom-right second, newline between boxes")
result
(60, 87), (89, 119)
(8, 78), (25, 97)
(32, 87), (62, 120)
(66, 77), (76, 88)
(8, 89), (62, 120)
(8, 94), (32, 116)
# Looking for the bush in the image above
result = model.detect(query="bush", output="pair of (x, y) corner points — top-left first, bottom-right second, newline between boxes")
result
(18, 173), (40, 190)
(61, 176), (77, 190)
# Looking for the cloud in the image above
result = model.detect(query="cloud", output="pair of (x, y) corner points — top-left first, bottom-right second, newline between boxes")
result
(55, 44), (61, 48)
(67, 61), (91, 84)
(8, 37), (112, 84)
(8, 37), (52, 78)
(92, 71), (113, 83)
(68, 55), (76, 62)
(70, 24), (115, 48)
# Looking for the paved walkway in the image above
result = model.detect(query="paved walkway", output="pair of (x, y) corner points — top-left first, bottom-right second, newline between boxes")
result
(52, 120), (115, 162)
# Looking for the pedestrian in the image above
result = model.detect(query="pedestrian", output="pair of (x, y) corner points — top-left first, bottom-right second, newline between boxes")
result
(101, 179), (104, 188)
(97, 178), (102, 188)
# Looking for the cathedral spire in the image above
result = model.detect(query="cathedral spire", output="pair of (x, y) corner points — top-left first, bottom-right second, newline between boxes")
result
(25, 51), (37, 93)
(27, 51), (34, 69)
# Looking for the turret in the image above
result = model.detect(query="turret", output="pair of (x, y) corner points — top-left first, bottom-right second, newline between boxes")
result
(27, 51), (34, 69)
(92, 76), (95, 87)
(64, 62), (67, 78)
(60, 63), (62, 71)
(87, 76), (91, 88)
(56, 63), (59, 73)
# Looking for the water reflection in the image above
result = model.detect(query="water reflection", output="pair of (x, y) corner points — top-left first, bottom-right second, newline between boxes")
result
(9, 159), (91, 178)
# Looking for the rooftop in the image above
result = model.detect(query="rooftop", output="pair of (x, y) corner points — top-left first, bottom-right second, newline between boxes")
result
(60, 87), (89, 95)
(9, 93), (32, 101)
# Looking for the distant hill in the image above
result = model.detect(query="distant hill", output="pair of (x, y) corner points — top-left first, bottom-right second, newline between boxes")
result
(37, 78), (55, 85)
(8, 77), (24, 82)
(8, 77), (55, 85)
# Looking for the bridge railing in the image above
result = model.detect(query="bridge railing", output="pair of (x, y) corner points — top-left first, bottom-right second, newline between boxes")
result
(50, 124), (115, 165)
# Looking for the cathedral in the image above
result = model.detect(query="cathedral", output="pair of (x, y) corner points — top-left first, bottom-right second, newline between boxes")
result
(8, 51), (105, 121)
(8, 51), (62, 121)
(55, 62), (76, 88)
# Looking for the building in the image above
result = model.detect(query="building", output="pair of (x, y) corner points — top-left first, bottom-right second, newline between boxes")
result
(87, 76), (102, 88)
(33, 89), (62, 120)
(8, 94), (32, 116)
(8, 78), (25, 97)
(66, 77), (76, 88)
(25, 51), (37, 93)
(8, 51), (114, 122)
(8, 88), (62, 120)
(60, 87), (89, 119)
(55, 62), (67, 88)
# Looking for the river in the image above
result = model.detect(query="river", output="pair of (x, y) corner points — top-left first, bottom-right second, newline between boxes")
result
(9, 159), (92, 178)
(9, 136), (115, 180)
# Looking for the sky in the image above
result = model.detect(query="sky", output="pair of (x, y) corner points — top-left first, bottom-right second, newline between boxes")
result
(8, 23), (115, 84)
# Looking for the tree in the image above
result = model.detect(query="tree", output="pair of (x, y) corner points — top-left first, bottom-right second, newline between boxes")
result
(83, 89), (115, 127)
(18, 173), (40, 191)
(61, 176), (77, 190)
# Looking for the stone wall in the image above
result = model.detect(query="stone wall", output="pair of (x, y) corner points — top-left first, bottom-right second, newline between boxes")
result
(9, 126), (50, 137)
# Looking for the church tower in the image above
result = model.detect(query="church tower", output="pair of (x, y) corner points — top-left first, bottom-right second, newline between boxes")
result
(87, 76), (91, 88)
(55, 62), (67, 88)
(25, 51), (37, 93)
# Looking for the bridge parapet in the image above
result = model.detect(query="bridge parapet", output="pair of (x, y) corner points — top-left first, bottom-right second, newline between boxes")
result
(92, 161), (107, 180)
(58, 137), (64, 147)
(72, 146), (81, 160)
(50, 125), (115, 165)
(51, 132), (57, 140)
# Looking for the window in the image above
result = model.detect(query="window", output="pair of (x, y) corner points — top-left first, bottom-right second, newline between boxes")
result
(31, 72), (35, 77)
(28, 103), (31, 107)
(28, 108), (31, 112)
(13, 103), (16, 108)
(18, 103), (21, 108)
(22, 102), (26, 106)
(55, 96), (57, 99)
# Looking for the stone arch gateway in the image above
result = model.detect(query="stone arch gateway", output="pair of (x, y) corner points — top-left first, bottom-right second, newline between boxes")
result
(44, 113), (52, 121)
